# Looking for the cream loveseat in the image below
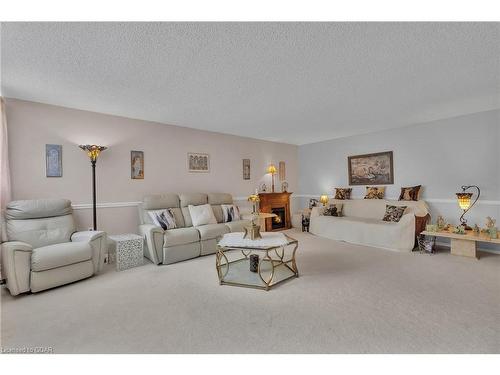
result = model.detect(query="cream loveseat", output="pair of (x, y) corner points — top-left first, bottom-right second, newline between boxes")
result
(138, 193), (250, 265)
(310, 199), (430, 252)
(1, 199), (107, 295)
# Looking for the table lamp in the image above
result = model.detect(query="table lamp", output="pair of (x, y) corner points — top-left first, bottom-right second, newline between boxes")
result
(320, 195), (329, 206)
(266, 164), (277, 193)
(456, 185), (480, 230)
(79, 144), (107, 230)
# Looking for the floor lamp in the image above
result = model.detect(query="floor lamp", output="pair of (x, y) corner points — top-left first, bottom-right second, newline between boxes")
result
(79, 144), (107, 230)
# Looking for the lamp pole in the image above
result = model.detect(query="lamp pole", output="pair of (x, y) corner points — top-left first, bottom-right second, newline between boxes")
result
(79, 144), (107, 231)
(91, 159), (97, 230)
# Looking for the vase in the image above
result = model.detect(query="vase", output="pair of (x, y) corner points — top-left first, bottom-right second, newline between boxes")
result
(489, 227), (498, 239)
(249, 254), (259, 272)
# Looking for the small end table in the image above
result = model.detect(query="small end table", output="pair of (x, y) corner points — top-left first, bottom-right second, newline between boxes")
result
(108, 234), (144, 271)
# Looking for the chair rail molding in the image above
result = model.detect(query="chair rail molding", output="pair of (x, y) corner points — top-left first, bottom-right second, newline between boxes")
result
(295, 194), (500, 206)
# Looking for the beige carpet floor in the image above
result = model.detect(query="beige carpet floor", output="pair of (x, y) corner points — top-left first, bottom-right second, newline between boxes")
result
(1, 229), (499, 353)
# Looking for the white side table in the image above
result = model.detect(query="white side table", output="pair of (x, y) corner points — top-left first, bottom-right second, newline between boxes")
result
(108, 234), (144, 271)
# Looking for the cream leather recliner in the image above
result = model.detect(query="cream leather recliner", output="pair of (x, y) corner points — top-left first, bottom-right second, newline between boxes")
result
(1, 199), (107, 296)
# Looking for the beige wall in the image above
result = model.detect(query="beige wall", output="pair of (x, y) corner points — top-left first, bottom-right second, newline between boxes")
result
(5, 99), (298, 234)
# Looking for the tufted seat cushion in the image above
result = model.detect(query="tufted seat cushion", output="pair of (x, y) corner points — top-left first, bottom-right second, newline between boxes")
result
(163, 227), (199, 247)
(196, 223), (229, 240)
(31, 242), (92, 272)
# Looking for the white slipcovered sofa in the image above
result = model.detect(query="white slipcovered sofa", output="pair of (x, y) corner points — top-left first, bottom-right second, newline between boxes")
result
(138, 193), (250, 265)
(310, 199), (430, 252)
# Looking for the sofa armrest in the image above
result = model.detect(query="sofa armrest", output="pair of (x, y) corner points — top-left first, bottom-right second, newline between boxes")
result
(71, 231), (107, 273)
(139, 224), (164, 265)
(1, 241), (33, 296)
(310, 206), (323, 218)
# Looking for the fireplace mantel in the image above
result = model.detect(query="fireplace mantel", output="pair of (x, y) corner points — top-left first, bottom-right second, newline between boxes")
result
(258, 192), (292, 231)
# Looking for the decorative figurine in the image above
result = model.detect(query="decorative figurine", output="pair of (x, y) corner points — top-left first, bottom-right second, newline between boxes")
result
(473, 224), (480, 236)
(281, 181), (289, 192)
(486, 217), (498, 239)
(437, 215), (446, 230)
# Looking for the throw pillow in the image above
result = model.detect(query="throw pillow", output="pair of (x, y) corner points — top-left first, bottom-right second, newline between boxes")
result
(148, 209), (177, 230)
(188, 204), (217, 227)
(399, 185), (421, 201)
(221, 204), (241, 222)
(334, 188), (352, 200)
(382, 205), (407, 222)
(364, 186), (385, 199)
(323, 203), (343, 217)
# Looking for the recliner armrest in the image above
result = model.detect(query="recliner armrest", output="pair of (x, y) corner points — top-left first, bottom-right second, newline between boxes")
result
(1, 241), (33, 296)
(139, 224), (164, 265)
(71, 231), (107, 273)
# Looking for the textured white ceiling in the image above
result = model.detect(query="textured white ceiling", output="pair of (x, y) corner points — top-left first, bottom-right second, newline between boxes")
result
(1, 22), (499, 145)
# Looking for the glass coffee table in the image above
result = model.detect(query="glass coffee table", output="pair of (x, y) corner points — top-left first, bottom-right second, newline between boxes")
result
(216, 232), (299, 291)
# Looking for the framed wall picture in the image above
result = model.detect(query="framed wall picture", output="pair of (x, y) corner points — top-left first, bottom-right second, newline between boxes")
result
(243, 159), (250, 180)
(46, 144), (62, 177)
(131, 150), (144, 179)
(279, 161), (286, 181)
(188, 152), (210, 173)
(348, 151), (394, 185)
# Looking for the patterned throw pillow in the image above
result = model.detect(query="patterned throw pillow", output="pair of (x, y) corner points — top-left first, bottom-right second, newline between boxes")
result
(148, 209), (177, 230)
(364, 186), (385, 199)
(221, 204), (241, 222)
(398, 185), (421, 201)
(323, 204), (343, 217)
(334, 188), (352, 200)
(382, 205), (407, 222)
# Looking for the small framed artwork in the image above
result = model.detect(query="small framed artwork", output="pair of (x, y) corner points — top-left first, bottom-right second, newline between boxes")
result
(348, 151), (394, 185)
(188, 152), (210, 173)
(46, 144), (62, 177)
(131, 151), (144, 179)
(279, 161), (286, 181)
(243, 159), (250, 180)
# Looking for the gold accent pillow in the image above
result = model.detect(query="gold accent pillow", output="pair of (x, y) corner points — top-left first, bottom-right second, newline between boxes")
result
(382, 205), (407, 222)
(364, 186), (385, 199)
(334, 188), (352, 200)
(322, 204), (343, 217)
(398, 185), (421, 201)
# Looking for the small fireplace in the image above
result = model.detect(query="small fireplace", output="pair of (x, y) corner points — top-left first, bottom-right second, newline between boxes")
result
(271, 207), (286, 230)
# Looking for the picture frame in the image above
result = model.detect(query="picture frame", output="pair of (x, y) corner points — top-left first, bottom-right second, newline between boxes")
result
(188, 152), (210, 173)
(243, 159), (250, 180)
(348, 151), (394, 185)
(46, 144), (62, 177)
(279, 161), (286, 181)
(131, 150), (144, 179)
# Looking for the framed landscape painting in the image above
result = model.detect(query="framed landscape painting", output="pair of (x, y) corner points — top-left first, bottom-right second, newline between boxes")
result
(348, 151), (394, 185)
(46, 144), (62, 177)
(188, 153), (210, 173)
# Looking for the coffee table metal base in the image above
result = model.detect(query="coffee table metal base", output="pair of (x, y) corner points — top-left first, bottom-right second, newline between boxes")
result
(216, 240), (299, 291)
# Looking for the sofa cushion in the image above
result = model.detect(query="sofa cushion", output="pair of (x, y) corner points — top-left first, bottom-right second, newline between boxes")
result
(7, 214), (76, 249)
(188, 204), (217, 227)
(180, 193), (208, 207)
(6, 199), (72, 220)
(147, 209), (177, 230)
(334, 188), (352, 200)
(31, 242), (92, 272)
(196, 223), (229, 240)
(207, 193), (233, 205)
(142, 194), (180, 210)
(221, 204), (241, 222)
(224, 220), (251, 233)
(163, 227), (200, 247)
(383, 205), (407, 222)
(399, 185), (422, 201)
